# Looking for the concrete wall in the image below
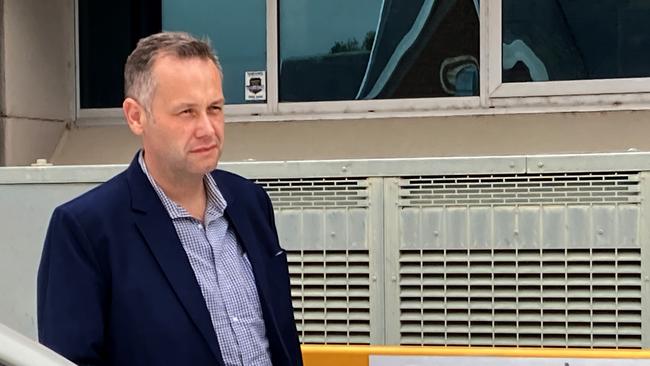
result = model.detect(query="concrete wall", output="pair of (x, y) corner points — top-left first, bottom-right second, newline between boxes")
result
(51, 109), (650, 165)
(0, 0), (74, 166)
(0, 181), (96, 339)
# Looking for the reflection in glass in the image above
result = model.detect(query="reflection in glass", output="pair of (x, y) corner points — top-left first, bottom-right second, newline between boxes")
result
(163, 0), (266, 104)
(503, 0), (650, 82)
(279, 0), (479, 102)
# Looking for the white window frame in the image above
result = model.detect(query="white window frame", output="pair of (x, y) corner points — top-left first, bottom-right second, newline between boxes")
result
(487, 0), (650, 107)
(74, 0), (650, 127)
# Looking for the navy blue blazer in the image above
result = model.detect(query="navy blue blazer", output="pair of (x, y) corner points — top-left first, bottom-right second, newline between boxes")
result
(37, 155), (303, 366)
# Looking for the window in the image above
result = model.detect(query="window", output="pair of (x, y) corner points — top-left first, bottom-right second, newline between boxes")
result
(502, 0), (650, 83)
(76, 0), (650, 122)
(488, 0), (650, 99)
(163, 0), (266, 105)
(78, 0), (161, 109)
(279, 0), (479, 102)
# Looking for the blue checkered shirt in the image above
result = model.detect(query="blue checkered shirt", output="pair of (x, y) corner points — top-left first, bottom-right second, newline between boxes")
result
(138, 152), (272, 366)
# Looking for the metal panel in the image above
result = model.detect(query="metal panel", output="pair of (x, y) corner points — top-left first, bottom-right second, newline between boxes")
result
(397, 248), (642, 348)
(383, 178), (402, 345)
(0, 165), (124, 184)
(288, 250), (371, 344)
(255, 177), (370, 210)
(0, 154), (648, 184)
(0, 152), (648, 349)
(527, 153), (650, 174)
(393, 171), (644, 348)
(542, 206), (565, 249)
(367, 177), (386, 344)
(258, 176), (380, 344)
(0, 183), (98, 339)
(494, 207), (517, 249)
(638, 172), (650, 347)
(224, 156), (527, 179)
(397, 204), (639, 251)
(398, 172), (641, 206)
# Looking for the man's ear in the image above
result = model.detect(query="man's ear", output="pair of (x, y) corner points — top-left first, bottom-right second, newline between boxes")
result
(123, 97), (146, 136)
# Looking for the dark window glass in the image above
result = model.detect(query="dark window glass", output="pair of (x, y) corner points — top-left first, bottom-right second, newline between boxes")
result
(163, 0), (266, 105)
(79, 0), (161, 109)
(80, 0), (265, 109)
(279, 0), (480, 102)
(503, 0), (650, 83)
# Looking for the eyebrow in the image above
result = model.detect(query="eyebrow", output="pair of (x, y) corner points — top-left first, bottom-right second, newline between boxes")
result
(173, 99), (225, 109)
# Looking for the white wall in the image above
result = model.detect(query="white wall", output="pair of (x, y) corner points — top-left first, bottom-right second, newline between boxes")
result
(0, 0), (74, 166)
(52, 109), (650, 165)
(0, 182), (97, 339)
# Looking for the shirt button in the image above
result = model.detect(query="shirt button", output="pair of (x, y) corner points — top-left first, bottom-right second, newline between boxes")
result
(232, 316), (239, 322)
(197, 223), (203, 229)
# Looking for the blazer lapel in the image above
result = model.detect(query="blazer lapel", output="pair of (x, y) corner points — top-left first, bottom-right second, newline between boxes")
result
(216, 177), (291, 361)
(125, 157), (225, 365)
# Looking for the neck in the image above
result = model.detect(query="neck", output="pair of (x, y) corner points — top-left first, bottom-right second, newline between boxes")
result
(144, 154), (207, 221)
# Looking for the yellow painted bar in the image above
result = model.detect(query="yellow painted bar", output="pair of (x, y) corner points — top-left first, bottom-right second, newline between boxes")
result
(301, 345), (650, 366)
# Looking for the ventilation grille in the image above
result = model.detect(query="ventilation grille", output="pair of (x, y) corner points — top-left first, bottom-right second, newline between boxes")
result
(399, 172), (640, 207)
(399, 248), (642, 348)
(288, 250), (371, 344)
(256, 178), (369, 209)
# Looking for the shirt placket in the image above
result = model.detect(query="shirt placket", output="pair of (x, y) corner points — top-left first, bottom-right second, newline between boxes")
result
(215, 230), (270, 366)
(205, 210), (246, 366)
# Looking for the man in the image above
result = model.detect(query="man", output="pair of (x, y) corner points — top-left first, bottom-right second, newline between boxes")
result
(37, 32), (302, 366)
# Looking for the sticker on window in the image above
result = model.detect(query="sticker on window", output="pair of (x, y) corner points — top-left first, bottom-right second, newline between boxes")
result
(245, 71), (266, 101)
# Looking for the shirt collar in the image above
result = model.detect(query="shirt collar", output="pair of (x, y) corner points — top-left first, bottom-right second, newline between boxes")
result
(138, 150), (227, 220)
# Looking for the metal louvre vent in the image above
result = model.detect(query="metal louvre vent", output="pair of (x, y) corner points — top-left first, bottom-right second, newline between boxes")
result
(399, 248), (642, 348)
(399, 172), (640, 207)
(288, 250), (371, 344)
(255, 178), (369, 209)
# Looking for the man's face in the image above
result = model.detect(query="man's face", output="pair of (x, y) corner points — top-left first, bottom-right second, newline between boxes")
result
(139, 55), (225, 178)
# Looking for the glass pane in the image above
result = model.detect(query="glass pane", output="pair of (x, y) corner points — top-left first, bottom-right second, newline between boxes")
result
(163, 0), (266, 104)
(279, 0), (480, 102)
(79, 0), (161, 109)
(502, 0), (650, 83)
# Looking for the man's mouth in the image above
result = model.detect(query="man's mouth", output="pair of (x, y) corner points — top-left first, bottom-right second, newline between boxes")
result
(190, 144), (217, 153)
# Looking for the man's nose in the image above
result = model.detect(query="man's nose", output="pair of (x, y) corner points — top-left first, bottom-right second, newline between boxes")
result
(195, 111), (215, 137)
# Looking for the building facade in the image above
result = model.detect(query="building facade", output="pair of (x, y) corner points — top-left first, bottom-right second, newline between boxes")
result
(1, 0), (650, 166)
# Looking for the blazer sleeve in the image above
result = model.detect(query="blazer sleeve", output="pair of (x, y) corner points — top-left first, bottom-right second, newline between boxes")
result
(37, 206), (108, 365)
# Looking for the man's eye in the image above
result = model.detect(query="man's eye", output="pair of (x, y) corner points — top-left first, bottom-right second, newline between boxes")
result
(210, 105), (223, 112)
(180, 109), (192, 115)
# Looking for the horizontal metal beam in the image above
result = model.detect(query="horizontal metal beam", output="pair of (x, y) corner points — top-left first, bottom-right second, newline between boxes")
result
(2, 152), (650, 184)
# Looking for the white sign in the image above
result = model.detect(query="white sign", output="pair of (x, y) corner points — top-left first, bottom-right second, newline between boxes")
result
(370, 356), (650, 366)
(245, 71), (266, 101)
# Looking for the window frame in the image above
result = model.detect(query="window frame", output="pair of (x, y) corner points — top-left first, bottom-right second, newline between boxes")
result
(74, 0), (650, 126)
(487, 0), (650, 102)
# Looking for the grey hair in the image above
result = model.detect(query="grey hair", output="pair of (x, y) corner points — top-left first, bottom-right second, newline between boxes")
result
(124, 31), (222, 111)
